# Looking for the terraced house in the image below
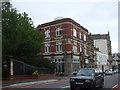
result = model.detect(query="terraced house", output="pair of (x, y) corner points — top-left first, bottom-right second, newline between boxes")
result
(37, 18), (93, 75)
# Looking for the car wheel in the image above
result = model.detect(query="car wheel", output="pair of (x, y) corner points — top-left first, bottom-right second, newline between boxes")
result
(70, 86), (75, 90)
(99, 80), (104, 88)
(93, 81), (96, 88)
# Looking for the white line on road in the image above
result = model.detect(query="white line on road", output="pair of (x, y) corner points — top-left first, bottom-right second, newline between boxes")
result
(112, 84), (118, 88)
(62, 85), (70, 88)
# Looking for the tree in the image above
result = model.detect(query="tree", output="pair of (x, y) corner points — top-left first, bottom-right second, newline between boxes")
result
(2, 2), (21, 59)
(2, 2), (45, 65)
(2, 2), (55, 70)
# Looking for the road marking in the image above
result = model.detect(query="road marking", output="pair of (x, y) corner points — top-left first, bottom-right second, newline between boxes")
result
(62, 85), (70, 88)
(112, 84), (118, 88)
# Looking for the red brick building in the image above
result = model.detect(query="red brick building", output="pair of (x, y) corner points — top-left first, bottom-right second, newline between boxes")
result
(37, 18), (90, 75)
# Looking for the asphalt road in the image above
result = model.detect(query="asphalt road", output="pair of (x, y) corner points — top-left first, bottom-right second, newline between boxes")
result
(23, 73), (120, 89)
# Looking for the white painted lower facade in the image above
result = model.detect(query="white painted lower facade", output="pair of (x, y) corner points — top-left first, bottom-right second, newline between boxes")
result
(96, 51), (109, 72)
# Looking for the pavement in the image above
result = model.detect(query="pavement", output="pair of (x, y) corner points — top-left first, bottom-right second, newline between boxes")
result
(112, 84), (120, 90)
(2, 76), (70, 88)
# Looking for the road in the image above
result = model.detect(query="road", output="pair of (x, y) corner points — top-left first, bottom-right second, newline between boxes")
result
(2, 74), (120, 90)
(14, 74), (120, 89)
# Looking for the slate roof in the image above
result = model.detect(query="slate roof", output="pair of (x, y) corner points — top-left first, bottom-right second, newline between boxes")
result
(91, 34), (110, 40)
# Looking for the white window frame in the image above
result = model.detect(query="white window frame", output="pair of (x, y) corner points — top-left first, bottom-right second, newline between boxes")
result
(56, 28), (62, 36)
(84, 34), (87, 41)
(45, 30), (50, 38)
(73, 56), (80, 64)
(73, 29), (77, 37)
(80, 44), (82, 52)
(45, 43), (50, 53)
(72, 45), (77, 53)
(56, 41), (62, 52)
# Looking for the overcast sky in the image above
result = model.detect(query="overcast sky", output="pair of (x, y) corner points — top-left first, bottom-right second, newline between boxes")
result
(11, 0), (118, 53)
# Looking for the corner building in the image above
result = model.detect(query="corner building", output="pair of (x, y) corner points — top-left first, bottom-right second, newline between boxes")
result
(38, 18), (89, 75)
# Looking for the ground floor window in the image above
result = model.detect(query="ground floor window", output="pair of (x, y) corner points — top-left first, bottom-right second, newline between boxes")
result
(56, 63), (64, 73)
(72, 56), (80, 73)
(73, 63), (80, 72)
(55, 57), (64, 73)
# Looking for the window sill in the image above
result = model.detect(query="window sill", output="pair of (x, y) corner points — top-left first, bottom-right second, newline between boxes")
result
(54, 36), (63, 39)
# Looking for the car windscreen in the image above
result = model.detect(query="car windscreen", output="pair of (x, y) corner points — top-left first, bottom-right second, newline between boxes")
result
(76, 69), (95, 76)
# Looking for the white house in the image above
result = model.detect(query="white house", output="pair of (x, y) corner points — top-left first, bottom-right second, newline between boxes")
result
(91, 33), (112, 69)
(96, 51), (109, 72)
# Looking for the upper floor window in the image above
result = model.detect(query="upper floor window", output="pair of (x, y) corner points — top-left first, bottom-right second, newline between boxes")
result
(80, 44), (82, 52)
(84, 34), (87, 41)
(45, 30), (50, 38)
(73, 45), (77, 53)
(56, 28), (62, 36)
(56, 41), (62, 52)
(73, 29), (77, 37)
(45, 43), (50, 53)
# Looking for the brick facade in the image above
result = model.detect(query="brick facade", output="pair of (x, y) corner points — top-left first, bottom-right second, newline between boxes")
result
(38, 18), (92, 75)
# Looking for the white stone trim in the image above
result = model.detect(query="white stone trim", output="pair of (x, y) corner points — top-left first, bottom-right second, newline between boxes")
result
(41, 22), (88, 33)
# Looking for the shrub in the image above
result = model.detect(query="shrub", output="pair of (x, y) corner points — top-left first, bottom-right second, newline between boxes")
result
(32, 70), (40, 75)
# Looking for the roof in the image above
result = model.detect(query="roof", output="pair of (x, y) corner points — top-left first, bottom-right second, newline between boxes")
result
(91, 34), (110, 40)
(37, 18), (88, 32)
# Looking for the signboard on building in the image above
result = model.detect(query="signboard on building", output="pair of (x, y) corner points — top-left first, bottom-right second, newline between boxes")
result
(85, 59), (89, 64)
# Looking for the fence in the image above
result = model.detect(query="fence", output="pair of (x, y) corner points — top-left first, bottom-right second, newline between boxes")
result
(12, 59), (54, 75)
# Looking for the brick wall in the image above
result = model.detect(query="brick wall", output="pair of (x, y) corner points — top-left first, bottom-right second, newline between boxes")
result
(10, 74), (56, 80)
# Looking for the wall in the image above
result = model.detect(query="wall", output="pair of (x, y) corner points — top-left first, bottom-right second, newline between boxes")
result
(10, 74), (56, 80)
(94, 39), (108, 55)
(96, 51), (108, 72)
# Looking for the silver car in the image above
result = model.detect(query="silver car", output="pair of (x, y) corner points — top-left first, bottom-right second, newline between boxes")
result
(105, 69), (114, 75)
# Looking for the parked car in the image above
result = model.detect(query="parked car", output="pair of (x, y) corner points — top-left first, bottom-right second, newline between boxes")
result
(105, 69), (114, 75)
(113, 69), (119, 74)
(69, 68), (104, 89)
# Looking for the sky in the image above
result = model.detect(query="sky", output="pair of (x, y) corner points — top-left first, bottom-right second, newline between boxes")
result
(11, 0), (118, 53)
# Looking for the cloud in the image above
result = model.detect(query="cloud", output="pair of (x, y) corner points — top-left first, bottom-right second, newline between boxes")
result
(12, 1), (118, 53)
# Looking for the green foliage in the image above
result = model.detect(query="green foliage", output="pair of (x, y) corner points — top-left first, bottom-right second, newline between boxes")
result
(35, 57), (55, 70)
(32, 70), (40, 75)
(2, 2), (55, 71)
(2, 2), (20, 58)
(2, 2), (44, 65)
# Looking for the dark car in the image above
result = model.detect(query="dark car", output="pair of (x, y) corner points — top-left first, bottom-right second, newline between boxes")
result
(70, 68), (104, 89)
